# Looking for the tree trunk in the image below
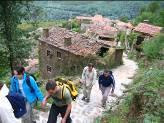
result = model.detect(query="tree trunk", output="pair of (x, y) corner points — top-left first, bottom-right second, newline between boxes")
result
(2, 1), (15, 76)
(125, 35), (128, 54)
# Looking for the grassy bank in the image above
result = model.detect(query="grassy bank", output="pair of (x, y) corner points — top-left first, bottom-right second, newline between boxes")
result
(18, 20), (67, 32)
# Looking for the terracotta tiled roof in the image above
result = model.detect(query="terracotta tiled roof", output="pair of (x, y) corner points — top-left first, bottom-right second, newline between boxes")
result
(76, 16), (92, 20)
(134, 23), (162, 36)
(114, 20), (134, 30)
(39, 27), (109, 56)
(76, 15), (112, 25)
(87, 25), (118, 37)
(98, 40), (117, 47)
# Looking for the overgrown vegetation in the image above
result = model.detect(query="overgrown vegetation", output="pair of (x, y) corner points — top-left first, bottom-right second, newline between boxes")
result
(133, 2), (164, 27)
(99, 34), (164, 123)
(62, 18), (81, 32)
(143, 34), (164, 59)
(117, 31), (138, 53)
(18, 20), (67, 32)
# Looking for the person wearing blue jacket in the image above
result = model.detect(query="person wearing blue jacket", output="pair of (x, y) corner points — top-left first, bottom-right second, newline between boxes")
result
(98, 69), (115, 107)
(10, 66), (44, 123)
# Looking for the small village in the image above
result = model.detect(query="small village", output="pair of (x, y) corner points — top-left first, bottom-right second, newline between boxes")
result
(0, 1), (163, 123)
(37, 14), (162, 79)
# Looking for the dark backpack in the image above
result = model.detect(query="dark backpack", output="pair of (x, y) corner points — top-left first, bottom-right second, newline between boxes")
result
(26, 74), (40, 103)
(25, 73), (42, 93)
(27, 73), (37, 81)
(26, 74), (35, 93)
(6, 93), (27, 118)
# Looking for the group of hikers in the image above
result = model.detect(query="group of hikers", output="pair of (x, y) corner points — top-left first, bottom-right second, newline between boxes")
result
(0, 63), (115, 123)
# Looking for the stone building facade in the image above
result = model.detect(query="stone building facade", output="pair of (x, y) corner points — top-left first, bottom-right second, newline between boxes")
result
(38, 27), (123, 79)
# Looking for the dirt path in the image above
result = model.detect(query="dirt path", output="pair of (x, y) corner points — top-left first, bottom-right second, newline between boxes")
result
(35, 54), (138, 123)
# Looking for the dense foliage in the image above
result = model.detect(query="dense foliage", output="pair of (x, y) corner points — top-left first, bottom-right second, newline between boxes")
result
(143, 34), (164, 59)
(0, 1), (41, 76)
(62, 19), (81, 32)
(133, 2), (164, 27)
(33, 1), (154, 20)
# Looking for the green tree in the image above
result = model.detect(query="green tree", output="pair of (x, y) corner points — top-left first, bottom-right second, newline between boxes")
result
(127, 32), (138, 52)
(25, 4), (44, 29)
(143, 34), (164, 59)
(147, 2), (160, 13)
(133, 2), (164, 27)
(0, 1), (33, 75)
(117, 32), (126, 46)
(120, 16), (129, 23)
(62, 19), (80, 32)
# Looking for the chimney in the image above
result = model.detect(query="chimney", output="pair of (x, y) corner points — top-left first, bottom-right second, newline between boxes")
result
(64, 36), (72, 46)
(43, 28), (49, 38)
(143, 20), (149, 24)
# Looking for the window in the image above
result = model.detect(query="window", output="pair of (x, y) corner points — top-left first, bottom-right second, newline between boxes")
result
(47, 65), (52, 73)
(136, 36), (144, 45)
(97, 47), (109, 57)
(99, 36), (113, 41)
(47, 50), (51, 56)
(57, 51), (62, 58)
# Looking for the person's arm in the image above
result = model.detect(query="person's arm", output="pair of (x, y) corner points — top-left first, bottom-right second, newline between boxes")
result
(9, 77), (17, 93)
(61, 90), (72, 123)
(61, 103), (72, 123)
(81, 67), (87, 83)
(92, 69), (97, 85)
(30, 77), (44, 102)
(111, 76), (115, 93)
(98, 75), (102, 89)
(41, 93), (51, 107)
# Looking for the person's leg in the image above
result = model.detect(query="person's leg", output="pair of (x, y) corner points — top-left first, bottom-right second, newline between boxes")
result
(21, 102), (32, 123)
(86, 86), (92, 102)
(101, 86), (105, 95)
(47, 104), (59, 123)
(82, 85), (87, 100)
(102, 86), (111, 107)
(60, 105), (72, 123)
(30, 101), (37, 123)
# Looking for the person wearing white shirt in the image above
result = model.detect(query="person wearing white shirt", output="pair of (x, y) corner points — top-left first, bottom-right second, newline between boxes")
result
(81, 63), (97, 102)
(0, 82), (21, 123)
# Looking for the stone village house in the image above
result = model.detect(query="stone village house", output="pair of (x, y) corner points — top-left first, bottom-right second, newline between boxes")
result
(133, 22), (162, 61)
(76, 15), (113, 33)
(76, 15), (134, 49)
(38, 27), (123, 79)
(134, 22), (162, 46)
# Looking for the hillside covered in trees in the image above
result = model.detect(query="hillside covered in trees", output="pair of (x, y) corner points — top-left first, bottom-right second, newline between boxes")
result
(33, 1), (164, 20)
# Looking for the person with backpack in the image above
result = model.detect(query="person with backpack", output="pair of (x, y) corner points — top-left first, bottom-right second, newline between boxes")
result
(0, 81), (21, 123)
(42, 80), (72, 123)
(10, 66), (44, 123)
(98, 69), (115, 107)
(81, 63), (97, 102)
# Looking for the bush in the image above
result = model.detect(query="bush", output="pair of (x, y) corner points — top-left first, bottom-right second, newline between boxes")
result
(143, 34), (164, 59)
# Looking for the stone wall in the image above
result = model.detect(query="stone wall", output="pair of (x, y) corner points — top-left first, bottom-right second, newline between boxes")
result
(39, 41), (123, 79)
(39, 41), (98, 79)
(115, 48), (124, 65)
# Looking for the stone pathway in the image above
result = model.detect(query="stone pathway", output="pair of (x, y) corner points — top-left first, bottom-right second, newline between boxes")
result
(35, 54), (138, 123)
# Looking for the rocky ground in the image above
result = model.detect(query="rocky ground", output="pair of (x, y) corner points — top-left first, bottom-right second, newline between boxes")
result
(34, 54), (138, 123)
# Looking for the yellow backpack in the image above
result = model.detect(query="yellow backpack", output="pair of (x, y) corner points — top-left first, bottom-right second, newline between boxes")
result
(55, 78), (78, 101)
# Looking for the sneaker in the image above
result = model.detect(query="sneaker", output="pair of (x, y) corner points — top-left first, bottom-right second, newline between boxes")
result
(82, 96), (86, 101)
(102, 103), (106, 108)
(86, 99), (90, 103)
